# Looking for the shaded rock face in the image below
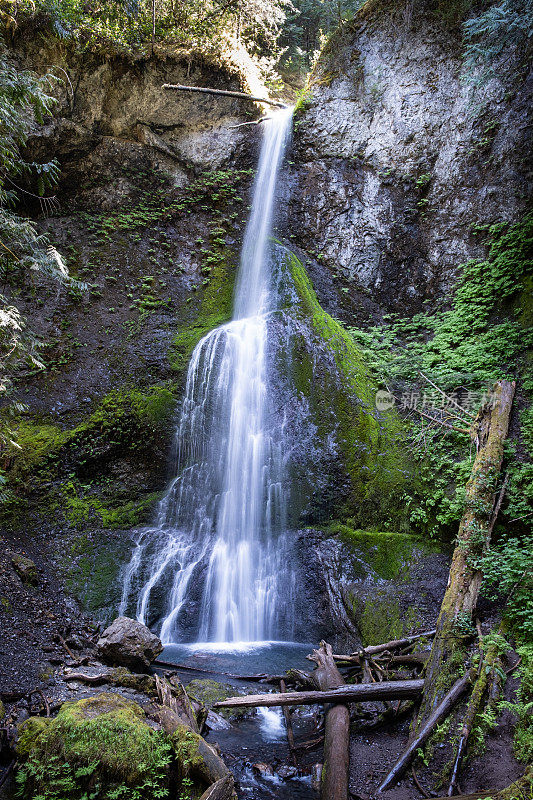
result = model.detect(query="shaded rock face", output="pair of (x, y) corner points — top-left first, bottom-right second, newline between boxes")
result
(295, 529), (450, 651)
(288, 2), (532, 316)
(13, 28), (260, 206)
(97, 616), (163, 671)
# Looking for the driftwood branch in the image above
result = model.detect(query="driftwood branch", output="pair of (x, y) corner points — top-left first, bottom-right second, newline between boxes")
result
(334, 629), (436, 663)
(214, 679), (424, 709)
(162, 83), (286, 108)
(379, 671), (473, 792)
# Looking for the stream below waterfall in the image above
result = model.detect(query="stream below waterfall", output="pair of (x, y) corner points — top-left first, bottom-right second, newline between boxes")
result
(156, 642), (320, 799)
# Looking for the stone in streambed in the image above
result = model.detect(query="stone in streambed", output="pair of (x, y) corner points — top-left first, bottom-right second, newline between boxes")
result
(277, 765), (298, 780)
(96, 616), (162, 672)
(252, 762), (274, 776)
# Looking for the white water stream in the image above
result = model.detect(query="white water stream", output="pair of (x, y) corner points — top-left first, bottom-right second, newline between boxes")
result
(120, 107), (296, 645)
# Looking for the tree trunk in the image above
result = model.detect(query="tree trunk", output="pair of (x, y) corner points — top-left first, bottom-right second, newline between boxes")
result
(307, 642), (350, 800)
(416, 380), (515, 728)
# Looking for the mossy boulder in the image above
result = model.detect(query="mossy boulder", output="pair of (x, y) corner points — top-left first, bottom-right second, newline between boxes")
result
(15, 693), (173, 800)
(11, 553), (38, 585)
(185, 679), (250, 721)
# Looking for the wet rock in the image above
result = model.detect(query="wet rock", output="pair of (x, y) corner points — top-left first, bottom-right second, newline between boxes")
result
(11, 554), (38, 586)
(96, 616), (162, 672)
(206, 709), (232, 731)
(277, 765), (298, 780)
(252, 762), (274, 776)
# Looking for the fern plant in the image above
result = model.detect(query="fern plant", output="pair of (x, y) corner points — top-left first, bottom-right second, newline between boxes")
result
(0, 43), (84, 463)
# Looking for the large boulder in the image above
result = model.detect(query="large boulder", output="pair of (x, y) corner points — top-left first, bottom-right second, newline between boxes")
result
(96, 616), (163, 672)
(15, 694), (175, 800)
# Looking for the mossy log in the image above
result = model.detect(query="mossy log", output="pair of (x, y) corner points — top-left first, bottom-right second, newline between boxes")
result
(448, 640), (503, 796)
(307, 641), (350, 800)
(379, 671), (473, 792)
(157, 706), (232, 786)
(416, 380), (515, 727)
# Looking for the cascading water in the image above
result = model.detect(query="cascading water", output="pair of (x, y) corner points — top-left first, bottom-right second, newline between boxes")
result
(120, 107), (296, 645)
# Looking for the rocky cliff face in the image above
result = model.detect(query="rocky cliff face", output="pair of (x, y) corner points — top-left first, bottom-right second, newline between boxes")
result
(288, 0), (532, 318)
(15, 19), (261, 197)
(1, 33), (264, 677)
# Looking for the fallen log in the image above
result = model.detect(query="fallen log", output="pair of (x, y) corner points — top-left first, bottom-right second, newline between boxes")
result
(199, 775), (236, 800)
(157, 706), (233, 788)
(447, 639), (502, 796)
(153, 658), (280, 683)
(156, 675), (236, 798)
(333, 630), (436, 664)
(308, 641), (349, 800)
(379, 671), (473, 792)
(415, 381), (515, 729)
(214, 679), (424, 709)
(162, 83), (286, 109)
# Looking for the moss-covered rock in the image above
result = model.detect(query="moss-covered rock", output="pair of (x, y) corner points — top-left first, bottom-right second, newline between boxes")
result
(11, 384), (176, 486)
(285, 249), (417, 529)
(11, 553), (38, 585)
(324, 526), (448, 646)
(185, 679), (250, 721)
(16, 693), (174, 800)
(16, 716), (52, 759)
(325, 524), (437, 580)
(170, 249), (236, 374)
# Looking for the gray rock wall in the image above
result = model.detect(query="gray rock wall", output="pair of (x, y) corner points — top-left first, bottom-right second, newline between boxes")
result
(288, 2), (532, 315)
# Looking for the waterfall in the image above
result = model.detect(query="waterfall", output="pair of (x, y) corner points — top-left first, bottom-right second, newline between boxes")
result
(120, 107), (295, 645)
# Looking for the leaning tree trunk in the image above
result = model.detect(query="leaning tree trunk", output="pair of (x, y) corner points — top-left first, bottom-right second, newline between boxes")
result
(308, 642), (350, 800)
(416, 380), (515, 727)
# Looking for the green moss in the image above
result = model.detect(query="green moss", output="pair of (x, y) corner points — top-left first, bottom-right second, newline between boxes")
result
(58, 484), (163, 529)
(60, 531), (134, 618)
(171, 725), (203, 771)
(185, 678), (249, 720)
(7, 384), (176, 495)
(0, 700), (4, 720)
(107, 668), (157, 695)
(326, 524), (437, 580)
(357, 593), (403, 645)
(287, 249), (416, 528)
(16, 717), (52, 759)
(170, 253), (235, 373)
(16, 694), (173, 800)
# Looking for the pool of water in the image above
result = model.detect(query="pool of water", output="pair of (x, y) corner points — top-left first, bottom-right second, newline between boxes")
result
(159, 641), (321, 799)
